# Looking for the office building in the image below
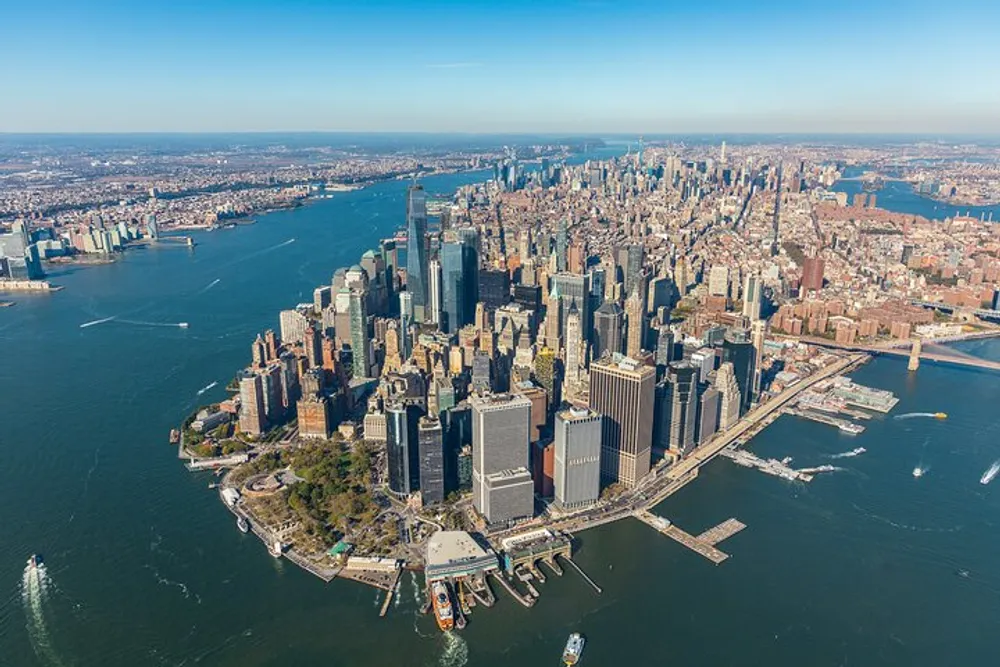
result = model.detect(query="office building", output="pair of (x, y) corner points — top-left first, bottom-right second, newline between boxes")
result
(440, 229), (479, 333)
(238, 374), (266, 435)
(297, 394), (331, 439)
(418, 415), (445, 505)
(716, 362), (742, 430)
(550, 272), (591, 341)
(564, 303), (583, 390)
(553, 407), (602, 509)
(478, 268), (510, 310)
(742, 273), (763, 321)
(427, 259), (442, 326)
(655, 362), (698, 458)
(349, 288), (370, 378)
(708, 265), (729, 298)
(696, 384), (720, 445)
(406, 184), (429, 321)
(480, 469), (534, 525)
(386, 402), (423, 496)
(801, 256), (825, 293)
(722, 331), (755, 414)
(279, 309), (308, 345)
(592, 302), (624, 361)
(588, 356), (655, 488)
(470, 393), (532, 523)
(625, 288), (645, 358)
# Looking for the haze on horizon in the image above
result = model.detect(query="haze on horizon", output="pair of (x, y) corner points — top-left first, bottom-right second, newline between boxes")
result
(1, 0), (998, 135)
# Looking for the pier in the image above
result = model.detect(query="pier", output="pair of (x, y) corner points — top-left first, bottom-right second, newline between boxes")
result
(719, 447), (809, 482)
(490, 571), (535, 608)
(560, 555), (602, 594)
(378, 570), (401, 617)
(784, 407), (864, 434)
(634, 510), (745, 565)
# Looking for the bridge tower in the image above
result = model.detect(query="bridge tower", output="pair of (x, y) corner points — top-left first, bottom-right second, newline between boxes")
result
(907, 337), (922, 372)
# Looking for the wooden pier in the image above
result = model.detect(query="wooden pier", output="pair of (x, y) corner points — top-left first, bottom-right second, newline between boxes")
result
(634, 510), (746, 565)
(490, 571), (535, 608)
(560, 555), (602, 594)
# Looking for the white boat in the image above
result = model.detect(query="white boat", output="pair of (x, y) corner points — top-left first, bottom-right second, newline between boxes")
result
(269, 540), (283, 558)
(980, 461), (1000, 485)
(912, 467), (925, 478)
(562, 632), (585, 665)
(178, 322), (189, 329)
(237, 516), (249, 533)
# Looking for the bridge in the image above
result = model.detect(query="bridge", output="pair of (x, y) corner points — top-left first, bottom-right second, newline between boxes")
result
(800, 334), (1000, 372)
(910, 299), (1000, 323)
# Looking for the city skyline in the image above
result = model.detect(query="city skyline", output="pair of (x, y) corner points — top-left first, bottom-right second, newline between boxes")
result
(2, 0), (999, 134)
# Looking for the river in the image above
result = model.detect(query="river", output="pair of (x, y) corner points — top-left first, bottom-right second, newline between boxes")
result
(2, 168), (999, 666)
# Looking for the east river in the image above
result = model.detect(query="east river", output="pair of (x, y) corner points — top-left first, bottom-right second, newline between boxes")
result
(2, 167), (1000, 666)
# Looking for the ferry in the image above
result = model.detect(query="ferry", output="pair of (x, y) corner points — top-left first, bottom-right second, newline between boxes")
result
(912, 466), (925, 478)
(237, 516), (249, 533)
(562, 632), (585, 665)
(431, 581), (454, 631)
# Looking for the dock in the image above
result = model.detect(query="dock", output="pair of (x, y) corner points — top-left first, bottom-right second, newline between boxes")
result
(560, 555), (602, 594)
(634, 510), (745, 565)
(378, 571), (400, 617)
(719, 446), (810, 482)
(490, 571), (535, 608)
(785, 407), (864, 434)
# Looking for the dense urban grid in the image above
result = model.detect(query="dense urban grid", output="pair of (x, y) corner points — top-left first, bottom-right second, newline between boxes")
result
(9, 137), (1000, 622)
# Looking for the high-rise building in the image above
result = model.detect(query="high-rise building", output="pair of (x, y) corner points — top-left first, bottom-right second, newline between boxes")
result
(550, 272), (591, 342)
(654, 362), (698, 458)
(564, 303), (583, 390)
(553, 407), (602, 509)
(647, 275), (675, 316)
(592, 302), (624, 361)
(625, 288), (646, 358)
(478, 268), (510, 311)
(349, 288), (370, 378)
(708, 266), (729, 298)
(801, 256), (825, 293)
(555, 218), (568, 272)
(742, 273), (763, 321)
(716, 361), (742, 430)
(418, 415), (445, 505)
(440, 229), (479, 334)
(588, 356), (655, 488)
(722, 331), (755, 414)
(696, 383), (720, 445)
(303, 326), (322, 368)
(238, 374), (266, 435)
(386, 402), (423, 495)
(470, 393), (532, 523)
(279, 309), (308, 345)
(751, 319), (766, 400)
(623, 244), (644, 297)
(518, 228), (532, 261)
(297, 394), (331, 439)
(399, 291), (413, 360)
(406, 184), (429, 321)
(427, 259), (442, 326)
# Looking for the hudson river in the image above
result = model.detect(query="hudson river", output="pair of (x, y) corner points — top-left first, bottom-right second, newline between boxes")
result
(2, 168), (999, 666)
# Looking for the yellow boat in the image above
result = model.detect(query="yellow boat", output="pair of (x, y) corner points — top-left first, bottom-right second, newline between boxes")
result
(934, 412), (948, 419)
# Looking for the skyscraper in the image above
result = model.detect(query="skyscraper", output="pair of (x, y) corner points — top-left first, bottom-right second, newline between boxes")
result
(238, 373), (266, 435)
(625, 288), (646, 358)
(406, 184), (428, 322)
(751, 319), (766, 399)
(550, 272), (591, 343)
(553, 407), (602, 509)
(654, 361), (698, 458)
(696, 383), (720, 445)
(349, 288), (370, 378)
(801, 256), (825, 293)
(588, 356), (655, 488)
(742, 273), (763, 321)
(427, 258), (442, 326)
(564, 303), (583, 391)
(716, 362), (742, 431)
(386, 402), (423, 496)
(418, 415), (445, 505)
(478, 268), (510, 311)
(470, 393), (532, 524)
(623, 243), (644, 297)
(555, 217), (568, 272)
(440, 229), (479, 334)
(399, 290), (413, 360)
(592, 302), (624, 361)
(722, 331), (756, 414)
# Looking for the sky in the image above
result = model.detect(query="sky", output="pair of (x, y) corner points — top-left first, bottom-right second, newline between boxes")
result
(1, 0), (998, 134)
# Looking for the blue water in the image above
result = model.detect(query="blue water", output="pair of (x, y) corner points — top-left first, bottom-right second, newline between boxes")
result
(833, 174), (1000, 222)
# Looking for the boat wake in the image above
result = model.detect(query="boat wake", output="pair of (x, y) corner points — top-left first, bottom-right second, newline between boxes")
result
(830, 447), (867, 459)
(437, 631), (469, 667)
(410, 570), (422, 605)
(22, 561), (67, 667)
(79, 316), (115, 328)
(197, 278), (221, 294)
(144, 565), (201, 604)
(196, 381), (218, 396)
(980, 460), (1000, 485)
(894, 413), (940, 420)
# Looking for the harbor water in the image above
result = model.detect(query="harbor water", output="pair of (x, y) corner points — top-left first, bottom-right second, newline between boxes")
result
(2, 170), (1000, 666)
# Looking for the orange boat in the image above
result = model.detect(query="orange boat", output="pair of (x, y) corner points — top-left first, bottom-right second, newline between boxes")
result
(431, 581), (454, 631)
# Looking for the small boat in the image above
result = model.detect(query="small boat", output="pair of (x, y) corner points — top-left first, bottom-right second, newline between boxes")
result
(237, 516), (249, 533)
(169, 429), (180, 444)
(178, 322), (189, 329)
(934, 412), (947, 420)
(27, 554), (43, 569)
(431, 581), (454, 631)
(562, 632), (585, 665)
(912, 466), (925, 478)
(980, 460), (1000, 485)
(269, 540), (283, 558)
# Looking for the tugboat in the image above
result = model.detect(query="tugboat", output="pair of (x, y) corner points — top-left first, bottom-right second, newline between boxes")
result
(237, 516), (249, 533)
(562, 632), (585, 665)
(431, 581), (454, 631)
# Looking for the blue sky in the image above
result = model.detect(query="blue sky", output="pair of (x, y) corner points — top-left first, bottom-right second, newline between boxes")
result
(1, 0), (997, 133)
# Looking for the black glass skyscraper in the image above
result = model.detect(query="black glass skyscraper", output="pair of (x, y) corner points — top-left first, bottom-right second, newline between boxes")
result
(722, 332), (756, 415)
(386, 402), (423, 495)
(405, 184), (428, 321)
